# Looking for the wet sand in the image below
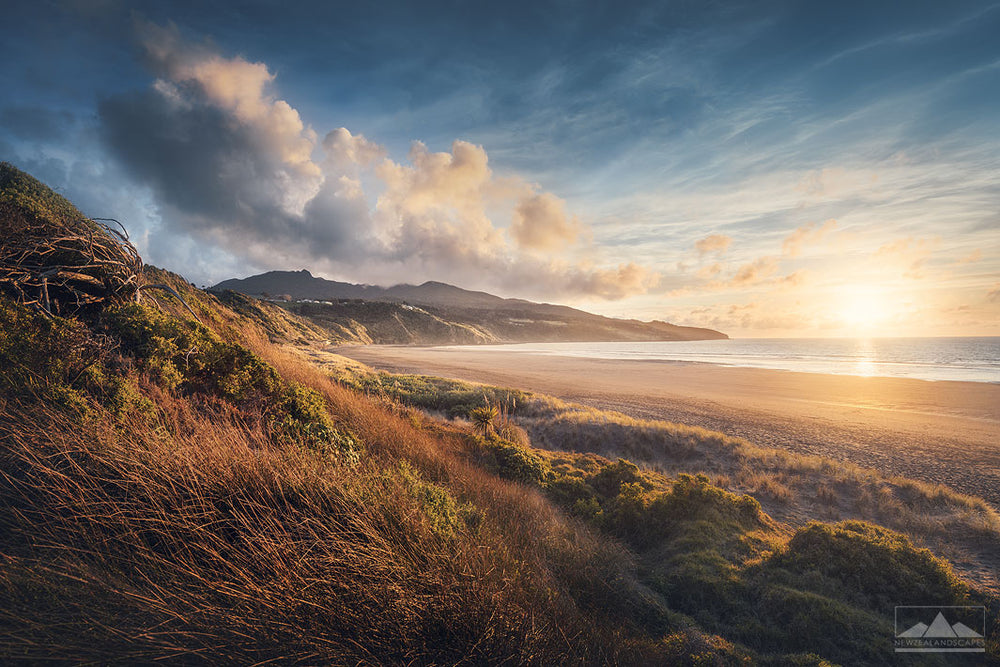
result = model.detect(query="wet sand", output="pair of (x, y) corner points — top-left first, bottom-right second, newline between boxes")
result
(334, 345), (1000, 507)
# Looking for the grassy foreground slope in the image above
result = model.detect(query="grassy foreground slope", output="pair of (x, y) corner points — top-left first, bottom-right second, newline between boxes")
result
(320, 366), (1000, 592)
(1, 165), (997, 664)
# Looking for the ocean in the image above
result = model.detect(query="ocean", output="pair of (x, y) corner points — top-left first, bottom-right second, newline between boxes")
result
(452, 337), (1000, 384)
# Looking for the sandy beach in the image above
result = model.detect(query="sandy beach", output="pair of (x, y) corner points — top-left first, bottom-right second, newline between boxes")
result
(334, 344), (1000, 507)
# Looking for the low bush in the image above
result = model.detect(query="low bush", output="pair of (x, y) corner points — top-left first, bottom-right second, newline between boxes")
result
(650, 473), (763, 530)
(478, 437), (550, 484)
(759, 521), (969, 610)
(0, 299), (106, 410)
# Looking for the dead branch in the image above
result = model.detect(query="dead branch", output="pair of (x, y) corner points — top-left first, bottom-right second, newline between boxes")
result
(137, 284), (203, 324)
(1, 216), (143, 317)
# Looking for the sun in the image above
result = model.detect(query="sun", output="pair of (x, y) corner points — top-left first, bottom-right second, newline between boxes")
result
(836, 285), (890, 332)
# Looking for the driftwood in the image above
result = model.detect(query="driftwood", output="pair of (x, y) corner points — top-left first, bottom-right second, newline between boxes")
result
(1, 211), (143, 317)
(1, 164), (201, 323)
(1, 211), (202, 323)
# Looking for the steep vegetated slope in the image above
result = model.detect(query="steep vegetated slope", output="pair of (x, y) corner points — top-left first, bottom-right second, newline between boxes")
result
(326, 364), (1000, 592)
(213, 269), (728, 345)
(2, 165), (998, 664)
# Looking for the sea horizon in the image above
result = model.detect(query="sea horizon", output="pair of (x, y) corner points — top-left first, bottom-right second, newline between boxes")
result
(448, 336), (1000, 384)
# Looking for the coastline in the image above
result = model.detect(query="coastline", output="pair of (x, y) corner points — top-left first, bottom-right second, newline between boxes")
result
(333, 344), (1000, 507)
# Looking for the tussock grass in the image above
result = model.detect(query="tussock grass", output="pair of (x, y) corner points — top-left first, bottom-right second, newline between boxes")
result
(334, 364), (1000, 594)
(8, 164), (998, 663)
(1, 363), (663, 663)
(0, 288), (681, 664)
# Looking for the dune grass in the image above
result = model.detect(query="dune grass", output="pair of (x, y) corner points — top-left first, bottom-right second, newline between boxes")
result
(330, 363), (1000, 597)
(2, 165), (998, 663)
(2, 298), (671, 664)
(5, 293), (1000, 663)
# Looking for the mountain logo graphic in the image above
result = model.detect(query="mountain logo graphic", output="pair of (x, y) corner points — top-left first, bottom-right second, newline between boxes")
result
(897, 612), (983, 639)
(894, 606), (986, 653)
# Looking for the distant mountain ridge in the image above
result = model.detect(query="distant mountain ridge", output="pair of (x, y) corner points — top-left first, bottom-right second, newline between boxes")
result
(212, 270), (727, 345)
(214, 270), (531, 310)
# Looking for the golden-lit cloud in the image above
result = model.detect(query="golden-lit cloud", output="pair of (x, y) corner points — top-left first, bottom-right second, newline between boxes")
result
(696, 262), (723, 279)
(372, 140), (509, 277)
(98, 24), (657, 301)
(730, 256), (780, 286)
(874, 237), (936, 279)
(694, 233), (732, 256)
(676, 301), (804, 333)
(141, 22), (318, 181)
(377, 140), (494, 216)
(558, 262), (660, 300)
(372, 141), (653, 298)
(958, 249), (983, 264)
(776, 270), (807, 287)
(509, 192), (582, 251)
(781, 219), (836, 257)
(322, 127), (385, 170)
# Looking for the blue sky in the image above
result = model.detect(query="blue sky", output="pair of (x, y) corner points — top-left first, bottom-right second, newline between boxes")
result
(2, 0), (998, 336)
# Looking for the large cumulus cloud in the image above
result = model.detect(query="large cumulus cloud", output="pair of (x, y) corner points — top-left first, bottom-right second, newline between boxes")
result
(98, 22), (657, 300)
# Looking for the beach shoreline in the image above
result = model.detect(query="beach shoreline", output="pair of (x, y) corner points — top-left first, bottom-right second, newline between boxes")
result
(332, 344), (1000, 507)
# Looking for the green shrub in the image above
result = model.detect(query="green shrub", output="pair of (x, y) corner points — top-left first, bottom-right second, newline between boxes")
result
(546, 476), (597, 509)
(345, 372), (529, 420)
(0, 161), (90, 231)
(190, 342), (282, 403)
(84, 369), (155, 420)
(650, 473), (763, 529)
(0, 298), (103, 411)
(276, 384), (361, 463)
(587, 458), (643, 498)
(659, 629), (753, 666)
(751, 586), (884, 662)
(102, 303), (361, 460)
(479, 437), (550, 485)
(759, 521), (968, 610)
(102, 303), (282, 403)
(397, 462), (475, 540)
(601, 481), (650, 543)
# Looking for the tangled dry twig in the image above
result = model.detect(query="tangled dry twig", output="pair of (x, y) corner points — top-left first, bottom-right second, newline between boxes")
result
(1, 163), (203, 323)
(0, 209), (143, 317)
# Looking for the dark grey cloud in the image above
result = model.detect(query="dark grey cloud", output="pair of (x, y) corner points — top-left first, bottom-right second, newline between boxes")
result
(99, 87), (358, 260)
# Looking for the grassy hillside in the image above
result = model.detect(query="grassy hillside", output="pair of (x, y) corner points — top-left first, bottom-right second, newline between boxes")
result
(212, 270), (728, 345)
(323, 360), (1000, 583)
(2, 164), (998, 664)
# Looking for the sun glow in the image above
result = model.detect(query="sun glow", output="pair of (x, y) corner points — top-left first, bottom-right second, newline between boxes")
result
(836, 285), (891, 332)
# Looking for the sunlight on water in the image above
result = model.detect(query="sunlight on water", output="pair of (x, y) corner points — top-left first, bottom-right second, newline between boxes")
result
(454, 337), (1000, 384)
(853, 359), (877, 377)
(852, 339), (877, 377)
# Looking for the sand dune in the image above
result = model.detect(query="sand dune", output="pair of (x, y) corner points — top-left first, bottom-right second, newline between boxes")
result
(334, 345), (1000, 507)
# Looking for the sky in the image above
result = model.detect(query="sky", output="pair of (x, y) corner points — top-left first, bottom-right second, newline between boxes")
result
(2, 0), (999, 337)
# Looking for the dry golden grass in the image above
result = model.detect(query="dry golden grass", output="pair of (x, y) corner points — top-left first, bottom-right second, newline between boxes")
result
(316, 355), (1000, 594)
(0, 341), (673, 663)
(6, 165), (995, 663)
(516, 394), (1000, 592)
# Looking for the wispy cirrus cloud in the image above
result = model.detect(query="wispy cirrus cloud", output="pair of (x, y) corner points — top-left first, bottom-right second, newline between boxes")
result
(873, 237), (937, 279)
(694, 234), (732, 256)
(782, 219), (836, 257)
